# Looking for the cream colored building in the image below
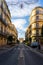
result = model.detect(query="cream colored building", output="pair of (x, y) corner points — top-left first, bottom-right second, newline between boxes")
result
(0, 0), (11, 46)
(19, 38), (24, 43)
(25, 25), (32, 44)
(11, 24), (18, 43)
(0, 0), (18, 46)
(25, 6), (43, 44)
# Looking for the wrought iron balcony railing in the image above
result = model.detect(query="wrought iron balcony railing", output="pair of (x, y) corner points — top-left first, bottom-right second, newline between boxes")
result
(0, 15), (8, 26)
(0, 30), (9, 37)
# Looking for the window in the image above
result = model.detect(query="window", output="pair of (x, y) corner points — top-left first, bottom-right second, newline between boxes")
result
(39, 22), (42, 27)
(39, 15), (43, 20)
(39, 10), (43, 14)
(32, 16), (36, 21)
(36, 10), (39, 14)
(32, 23), (36, 28)
(3, 13), (5, 19)
(0, 8), (1, 15)
(36, 23), (39, 28)
(39, 30), (41, 36)
(36, 10), (43, 14)
(3, 2), (6, 12)
(0, 0), (2, 7)
(32, 30), (36, 35)
(36, 29), (39, 35)
(0, 22), (1, 31)
(36, 16), (39, 21)
(1, 25), (3, 32)
(31, 10), (36, 16)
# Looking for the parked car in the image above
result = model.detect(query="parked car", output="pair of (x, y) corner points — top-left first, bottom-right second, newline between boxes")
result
(30, 41), (39, 48)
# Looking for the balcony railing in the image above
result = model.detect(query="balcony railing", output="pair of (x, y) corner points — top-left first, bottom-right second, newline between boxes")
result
(0, 30), (9, 37)
(2, 19), (8, 26)
(0, 15), (8, 26)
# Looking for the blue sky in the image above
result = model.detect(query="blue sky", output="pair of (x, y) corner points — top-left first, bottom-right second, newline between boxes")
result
(5, 0), (43, 39)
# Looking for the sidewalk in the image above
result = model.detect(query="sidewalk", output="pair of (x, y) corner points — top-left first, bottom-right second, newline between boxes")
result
(41, 45), (43, 50)
(38, 45), (43, 54)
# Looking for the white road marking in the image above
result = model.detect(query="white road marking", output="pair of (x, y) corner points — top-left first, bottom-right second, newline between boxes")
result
(18, 48), (25, 65)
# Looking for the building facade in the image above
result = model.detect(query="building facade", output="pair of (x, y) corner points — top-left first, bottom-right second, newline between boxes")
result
(11, 24), (18, 44)
(0, 0), (18, 46)
(25, 6), (43, 44)
(25, 25), (32, 45)
(19, 38), (24, 43)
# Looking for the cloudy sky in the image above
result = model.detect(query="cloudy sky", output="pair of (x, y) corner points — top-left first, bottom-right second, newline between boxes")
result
(5, 0), (43, 39)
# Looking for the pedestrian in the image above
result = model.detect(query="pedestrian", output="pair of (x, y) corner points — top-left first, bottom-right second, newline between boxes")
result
(38, 40), (41, 50)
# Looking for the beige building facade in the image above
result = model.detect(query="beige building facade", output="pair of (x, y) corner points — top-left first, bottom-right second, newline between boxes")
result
(0, 0), (18, 46)
(19, 38), (24, 43)
(25, 6), (43, 44)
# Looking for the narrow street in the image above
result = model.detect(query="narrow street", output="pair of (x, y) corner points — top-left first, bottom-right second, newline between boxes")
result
(0, 44), (43, 65)
(0, 0), (43, 65)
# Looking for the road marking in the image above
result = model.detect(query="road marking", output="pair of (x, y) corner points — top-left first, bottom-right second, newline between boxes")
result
(18, 48), (21, 50)
(18, 48), (25, 65)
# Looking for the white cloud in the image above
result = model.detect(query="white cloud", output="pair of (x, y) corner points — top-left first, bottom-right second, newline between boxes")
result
(12, 19), (27, 39)
(12, 19), (26, 31)
(5, 0), (42, 38)
(6, 0), (18, 3)
(18, 32), (25, 39)
(6, 0), (41, 17)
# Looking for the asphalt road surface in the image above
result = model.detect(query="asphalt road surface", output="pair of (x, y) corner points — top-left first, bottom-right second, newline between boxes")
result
(0, 44), (43, 65)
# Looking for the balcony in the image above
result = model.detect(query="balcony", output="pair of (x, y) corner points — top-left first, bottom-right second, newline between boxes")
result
(2, 19), (8, 26)
(0, 15), (8, 26)
(0, 30), (9, 37)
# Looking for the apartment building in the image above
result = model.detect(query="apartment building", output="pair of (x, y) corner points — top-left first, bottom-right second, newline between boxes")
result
(19, 38), (24, 43)
(25, 24), (32, 44)
(11, 24), (18, 43)
(0, 0), (10, 45)
(0, 0), (18, 46)
(25, 6), (43, 44)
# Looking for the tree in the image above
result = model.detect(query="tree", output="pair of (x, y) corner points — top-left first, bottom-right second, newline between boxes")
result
(7, 35), (13, 45)
(29, 37), (31, 43)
